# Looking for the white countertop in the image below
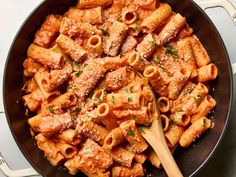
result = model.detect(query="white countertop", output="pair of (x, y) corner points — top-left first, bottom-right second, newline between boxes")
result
(0, 0), (236, 177)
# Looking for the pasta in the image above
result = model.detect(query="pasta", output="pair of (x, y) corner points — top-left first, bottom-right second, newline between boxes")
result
(22, 0), (218, 176)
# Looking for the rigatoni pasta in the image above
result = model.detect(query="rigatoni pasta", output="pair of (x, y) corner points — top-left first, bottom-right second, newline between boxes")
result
(22, 0), (218, 176)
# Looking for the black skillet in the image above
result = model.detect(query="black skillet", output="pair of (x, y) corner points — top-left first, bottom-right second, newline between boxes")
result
(2, 0), (234, 176)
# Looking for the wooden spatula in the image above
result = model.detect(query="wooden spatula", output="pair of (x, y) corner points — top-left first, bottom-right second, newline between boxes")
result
(141, 103), (183, 177)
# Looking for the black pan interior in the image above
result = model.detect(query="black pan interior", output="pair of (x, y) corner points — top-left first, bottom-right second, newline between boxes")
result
(3, 0), (233, 177)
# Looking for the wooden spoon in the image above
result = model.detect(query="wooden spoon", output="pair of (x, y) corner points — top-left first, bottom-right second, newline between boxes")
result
(141, 102), (183, 177)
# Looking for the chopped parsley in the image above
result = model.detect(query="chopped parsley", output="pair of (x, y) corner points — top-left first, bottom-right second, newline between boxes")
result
(203, 119), (206, 128)
(83, 63), (88, 67)
(101, 28), (110, 36)
(128, 96), (133, 102)
(165, 44), (179, 59)
(138, 127), (145, 134)
(111, 95), (115, 104)
(74, 129), (79, 135)
(139, 57), (144, 62)
(49, 107), (54, 113)
(94, 97), (102, 101)
(75, 62), (81, 68)
(76, 71), (83, 77)
(132, 25), (139, 31)
(125, 88), (133, 94)
(101, 86), (106, 91)
(197, 94), (204, 99)
(128, 130), (135, 137)
(156, 56), (161, 64)
(88, 91), (94, 99)
(151, 40), (158, 47)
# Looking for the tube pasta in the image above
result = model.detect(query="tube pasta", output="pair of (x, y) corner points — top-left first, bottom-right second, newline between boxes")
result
(177, 38), (198, 78)
(160, 114), (170, 132)
(191, 95), (216, 123)
(179, 117), (211, 148)
(56, 141), (77, 159)
(23, 88), (44, 112)
(121, 36), (138, 54)
(34, 14), (62, 48)
(97, 103), (118, 130)
(141, 3), (172, 33)
(23, 58), (43, 77)
(77, 0), (113, 9)
(107, 146), (135, 167)
(147, 149), (161, 169)
(170, 112), (191, 127)
(50, 91), (77, 108)
(128, 51), (149, 73)
(104, 127), (125, 149)
(189, 35), (211, 67)
(134, 153), (147, 164)
(60, 17), (96, 38)
(165, 124), (185, 148)
(143, 66), (168, 97)
(35, 134), (65, 166)
(122, 8), (137, 25)
(157, 13), (186, 45)
(56, 34), (87, 62)
(136, 34), (158, 59)
(197, 63), (218, 82)
(57, 129), (81, 145)
(86, 35), (103, 58)
(103, 21), (128, 56)
(76, 119), (109, 145)
(158, 97), (170, 113)
(27, 44), (63, 69)
(65, 7), (103, 24)
(92, 89), (106, 105)
(120, 120), (148, 153)
(28, 113), (73, 137)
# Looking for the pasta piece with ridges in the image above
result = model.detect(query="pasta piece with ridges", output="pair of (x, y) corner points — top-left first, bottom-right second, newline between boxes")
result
(112, 163), (144, 177)
(23, 88), (44, 112)
(35, 133), (65, 166)
(64, 7), (103, 25)
(34, 14), (62, 48)
(56, 141), (77, 159)
(77, 0), (113, 9)
(50, 91), (77, 109)
(23, 58), (43, 77)
(120, 120), (148, 153)
(128, 51), (149, 73)
(122, 7), (137, 25)
(86, 35), (103, 58)
(104, 127), (125, 149)
(160, 114), (170, 132)
(97, 103), (118, 130)
(197, 63), (218, 82)
(103, 21), (128, 56)
(27, 44), (63, 69)
(189, 35), (211, 67)
(158, 96), (170, 113)
(57, 129), (81, 146)
(121, 36), (138, 54)
(56, 34), (87, 62)
(170, 112), (191, 127)
(133, 153), (147, 164)
(191, 95), (216, 123)
(179, 117), (211, 148)
(141, 3), (172, 33)
(157, 13), (186, 45)
(165, 124), (185, 148)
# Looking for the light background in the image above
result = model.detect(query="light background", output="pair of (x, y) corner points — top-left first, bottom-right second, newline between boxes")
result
(0, 0), (236, 177)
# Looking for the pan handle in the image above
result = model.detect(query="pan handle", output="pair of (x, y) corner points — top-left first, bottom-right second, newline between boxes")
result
(193, 0), (236, 24)
(0, 152), (39, 177)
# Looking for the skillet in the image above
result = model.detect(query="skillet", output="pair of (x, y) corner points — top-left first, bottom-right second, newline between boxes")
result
(1, 0), (235, 176)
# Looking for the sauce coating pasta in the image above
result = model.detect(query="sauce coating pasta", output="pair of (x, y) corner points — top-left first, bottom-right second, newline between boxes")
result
(22, 0), (217, 176)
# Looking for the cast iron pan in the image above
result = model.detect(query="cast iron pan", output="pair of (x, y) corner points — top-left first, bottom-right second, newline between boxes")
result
(3, 0), (233, 176)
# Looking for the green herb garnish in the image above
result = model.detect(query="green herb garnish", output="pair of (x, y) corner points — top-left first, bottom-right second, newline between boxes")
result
(165, 44), (179, 59)
(197, 94), (204, 99)
(156, 56), (161, 64)
(128, 96), (133, 102)
(49, 107), (54, 113)
(75, 62), (81, 68)
(83, 63), (88, 67)
(139, 57), (144, 62)
(88, 91), (94, 99)
(76, 71), (83, 77)
(101, 28), (110, 36)
(111, 96), (115, 104)
(151, 40), (157, 47)
(128, 130), (135, 137)
(203, 119), (206, 128)
(94, 97), (102, 101)
(138, 127), (145, 134)
(101, 86), (106, 91)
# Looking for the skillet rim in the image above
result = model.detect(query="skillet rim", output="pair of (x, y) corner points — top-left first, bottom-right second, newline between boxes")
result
(2, 0), (233, 176)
